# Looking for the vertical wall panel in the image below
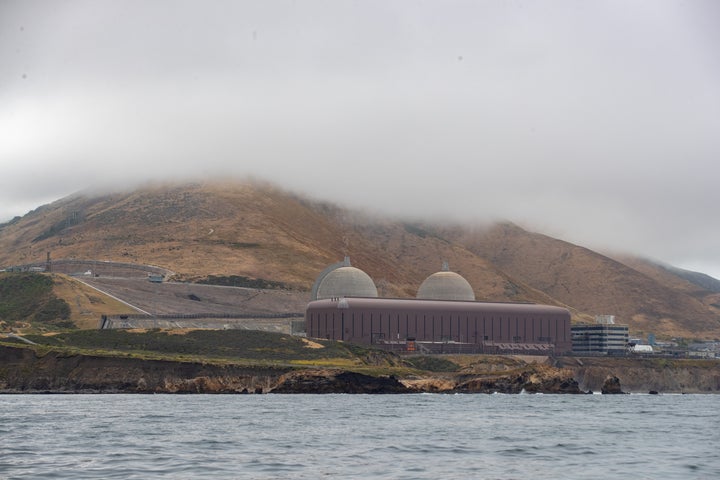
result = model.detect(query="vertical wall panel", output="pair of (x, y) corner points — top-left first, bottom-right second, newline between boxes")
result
(305, 301), (572, 353)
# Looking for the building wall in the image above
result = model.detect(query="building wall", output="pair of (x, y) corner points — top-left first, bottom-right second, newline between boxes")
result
(305, 297), (572, 353)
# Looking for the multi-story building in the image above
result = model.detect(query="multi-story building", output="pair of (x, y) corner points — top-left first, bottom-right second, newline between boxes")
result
(571, 315), (629, 354)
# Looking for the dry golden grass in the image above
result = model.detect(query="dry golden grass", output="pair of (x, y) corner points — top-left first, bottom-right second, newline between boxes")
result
(50, 274), (137, 329)
(301, 338), (324, 349)
(1, 180), (719, 339)
(164, 329), (197, 335)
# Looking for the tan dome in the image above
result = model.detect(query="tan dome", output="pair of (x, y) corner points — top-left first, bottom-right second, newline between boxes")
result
(417, 270), (475, 301)
(315, 266), (378, 300)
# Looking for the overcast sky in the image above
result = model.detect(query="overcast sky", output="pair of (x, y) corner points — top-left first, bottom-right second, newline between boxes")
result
(1, 0), (719, 277)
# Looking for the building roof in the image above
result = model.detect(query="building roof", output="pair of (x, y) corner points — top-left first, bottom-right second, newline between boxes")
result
(308, 297), (570, 317)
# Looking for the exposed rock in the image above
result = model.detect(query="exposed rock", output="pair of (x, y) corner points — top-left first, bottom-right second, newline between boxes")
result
(454, 374), (525, 394)
(601, 375), (625, 394)
(271, 370), (411, 394)
(400, 377), (457, 393)
(3, 345), (720, 395)
(0, 346), (411, 394)
(0, 345), (287, 393)
(554, 356), (720, 393)
(453, 366), (582, 394)
(524, 376), (582, 394)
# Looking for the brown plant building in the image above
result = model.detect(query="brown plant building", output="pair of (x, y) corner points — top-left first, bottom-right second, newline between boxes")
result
(305, 259), (572, 354)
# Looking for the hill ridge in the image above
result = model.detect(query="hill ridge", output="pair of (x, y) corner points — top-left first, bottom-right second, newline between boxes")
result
(1, 180), (719, 339)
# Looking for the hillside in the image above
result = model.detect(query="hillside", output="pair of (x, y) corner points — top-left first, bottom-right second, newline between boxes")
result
(0, 272), (146, 331)
(437, 222), (720, 338)
(0, 272), (72, 330)
(1, 180), (719, 339)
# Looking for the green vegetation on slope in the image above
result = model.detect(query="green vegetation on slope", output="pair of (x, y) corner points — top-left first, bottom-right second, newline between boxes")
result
(0, 272), (72, 330)
(2, 181), (719, 338)
(404, 356), (461, 372)
(197, 275), (292, 290)
(7, 329), (395, 366)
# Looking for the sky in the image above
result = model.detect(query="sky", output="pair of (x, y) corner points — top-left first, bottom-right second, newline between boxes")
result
(1, 0), (719, 278)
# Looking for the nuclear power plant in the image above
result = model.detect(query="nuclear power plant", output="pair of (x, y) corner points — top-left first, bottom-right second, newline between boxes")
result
(305, 258), (572, 354)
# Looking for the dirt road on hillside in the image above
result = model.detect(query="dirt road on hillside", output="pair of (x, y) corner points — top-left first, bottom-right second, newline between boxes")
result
(79, 277), (309, 316)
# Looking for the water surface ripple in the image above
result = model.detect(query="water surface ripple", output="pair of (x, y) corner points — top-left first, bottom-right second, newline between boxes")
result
(0, 394), (718, 479)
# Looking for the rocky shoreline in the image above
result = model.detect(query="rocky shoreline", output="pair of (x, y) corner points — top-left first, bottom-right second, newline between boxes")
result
(1, 345), (719, 394)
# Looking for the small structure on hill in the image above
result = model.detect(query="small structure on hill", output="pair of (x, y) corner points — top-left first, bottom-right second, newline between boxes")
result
(629, 344), (653, 354)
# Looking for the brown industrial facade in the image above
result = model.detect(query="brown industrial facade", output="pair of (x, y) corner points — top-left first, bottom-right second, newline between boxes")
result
(305, 297), (572, 354)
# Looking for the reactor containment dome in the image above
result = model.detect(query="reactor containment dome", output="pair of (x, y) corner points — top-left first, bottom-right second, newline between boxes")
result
(311, 257), (378, 301)
(416, 262), (475, 301)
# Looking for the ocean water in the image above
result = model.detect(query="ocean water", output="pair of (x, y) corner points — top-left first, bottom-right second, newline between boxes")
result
(0, 394), (718, 479)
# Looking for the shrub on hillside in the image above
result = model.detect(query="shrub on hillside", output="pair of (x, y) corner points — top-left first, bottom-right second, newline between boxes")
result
(0, 273), (54, 321)
(198, 275), (290, 290)
(404, 356), (460, 372)
(34, 297), (72, 324)
(0, 272), (75, 329)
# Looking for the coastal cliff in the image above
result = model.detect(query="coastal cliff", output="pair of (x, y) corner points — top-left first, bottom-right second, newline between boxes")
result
(0, 345), (289, 393)
(555, 356), (720, 393)
(5, 344), (718, 394)
(0, 345), (584, 394)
